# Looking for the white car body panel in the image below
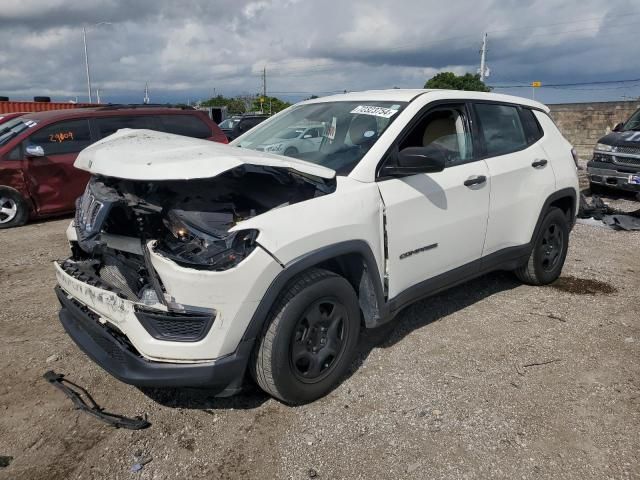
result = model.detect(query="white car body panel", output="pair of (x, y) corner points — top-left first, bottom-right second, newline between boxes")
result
(74, 128), (336, 180)
(377, 161), (490, 298)
(235, 176), (385, 275)
(481, 141), (556, 255)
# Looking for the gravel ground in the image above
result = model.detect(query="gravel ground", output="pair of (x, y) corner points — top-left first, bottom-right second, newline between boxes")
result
(0, 189), (638, 480)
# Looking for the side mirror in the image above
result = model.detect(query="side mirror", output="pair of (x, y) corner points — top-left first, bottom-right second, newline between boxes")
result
(25, 145), (45, 157)
(613, 122), (624, 132)
(382, 145), (447, 177)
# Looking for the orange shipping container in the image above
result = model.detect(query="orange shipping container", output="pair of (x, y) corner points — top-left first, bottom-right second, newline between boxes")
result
(0, 101), (92, 114)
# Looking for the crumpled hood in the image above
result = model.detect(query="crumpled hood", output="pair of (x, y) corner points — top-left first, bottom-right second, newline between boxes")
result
(74, 129), (336, 181)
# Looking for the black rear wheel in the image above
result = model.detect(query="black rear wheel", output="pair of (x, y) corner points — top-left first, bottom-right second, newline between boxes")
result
(515, 207), (569, 285)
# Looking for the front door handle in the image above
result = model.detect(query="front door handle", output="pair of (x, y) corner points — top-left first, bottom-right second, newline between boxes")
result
(464, 175), (487, 187)
(532, 159), (548, 168)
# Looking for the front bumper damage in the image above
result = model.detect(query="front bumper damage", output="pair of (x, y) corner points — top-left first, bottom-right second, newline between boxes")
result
(56, 285), (254, 391)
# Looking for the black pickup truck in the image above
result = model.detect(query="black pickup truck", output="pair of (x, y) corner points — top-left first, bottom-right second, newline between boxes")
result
(587, 107), (640, 193)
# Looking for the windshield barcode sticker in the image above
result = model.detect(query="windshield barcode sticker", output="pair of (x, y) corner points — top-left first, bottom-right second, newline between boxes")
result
(350, 105), (399, 118)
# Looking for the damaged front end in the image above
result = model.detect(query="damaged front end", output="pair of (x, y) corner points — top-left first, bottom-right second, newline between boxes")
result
(67, 164), (335, 312)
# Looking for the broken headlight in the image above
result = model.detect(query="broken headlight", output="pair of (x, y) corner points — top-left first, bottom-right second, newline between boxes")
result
(157, 209), (259, 271)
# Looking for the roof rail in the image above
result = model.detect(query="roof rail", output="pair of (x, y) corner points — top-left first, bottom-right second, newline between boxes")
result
(80, 103), (196, 111)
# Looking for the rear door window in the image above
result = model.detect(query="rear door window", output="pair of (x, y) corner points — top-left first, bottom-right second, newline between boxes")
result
(158, 114), (211, 138)
(93, 115), (158, 139)
(27, 119), (92, 155)
(474, 103), (527, 157)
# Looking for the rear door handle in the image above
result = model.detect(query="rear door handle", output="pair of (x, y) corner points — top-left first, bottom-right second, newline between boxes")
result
(532, 159), (548, 168)
(464, 175), (487, 187)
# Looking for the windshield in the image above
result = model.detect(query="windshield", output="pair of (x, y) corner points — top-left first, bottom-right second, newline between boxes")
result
(623, 109), (640, 131)
(234, 101), (407, 175)
(219, 118), (239, 129)
(0, 118), (33, 146)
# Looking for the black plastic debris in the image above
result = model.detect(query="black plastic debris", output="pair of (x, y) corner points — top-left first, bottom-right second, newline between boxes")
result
(0, 456), (13, 468)
(578, 194), (611, 220)
(43, 371), (151, 430)
(578, 194), (640, 231)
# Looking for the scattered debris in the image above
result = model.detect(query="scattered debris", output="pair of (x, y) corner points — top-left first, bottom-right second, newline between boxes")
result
(578, 194), (640, 230)
(523, 359), (562, 369)
(550, 276), (617, 295)
(43, 371), (151, 430)
(0, 456), (13, 468)
(529, 312), (567, 322)
(45, 354), (60, 363)
(603, 214), (640, 231)
(308, 468), (318, 478)
(131, 454), (153, 473)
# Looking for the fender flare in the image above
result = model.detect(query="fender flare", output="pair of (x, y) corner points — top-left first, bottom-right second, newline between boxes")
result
(241, 240), (387, 343)
(530, 187), (577, 243)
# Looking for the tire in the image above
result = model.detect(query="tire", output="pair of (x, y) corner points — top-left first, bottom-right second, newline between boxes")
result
(0, 188), (29, 229)
(283, 147), (298, 157)
(515, 207), (569, 285)
(251, 268), (360, 405)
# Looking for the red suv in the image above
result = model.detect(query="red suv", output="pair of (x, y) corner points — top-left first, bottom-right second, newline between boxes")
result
(0, 105), (227, 228)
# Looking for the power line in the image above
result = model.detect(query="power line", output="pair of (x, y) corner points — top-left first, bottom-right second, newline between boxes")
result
(491, 77), (640, 89)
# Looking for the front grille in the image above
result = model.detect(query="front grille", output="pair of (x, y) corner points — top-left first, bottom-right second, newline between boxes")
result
(76, 190), (104, 235)
(615, 145), (640, 156)
(613, 155), (640, 167)
(98, 254), (142, 301)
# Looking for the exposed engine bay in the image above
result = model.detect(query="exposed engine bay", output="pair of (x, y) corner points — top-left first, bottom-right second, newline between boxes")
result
(67, 165), (335, 306)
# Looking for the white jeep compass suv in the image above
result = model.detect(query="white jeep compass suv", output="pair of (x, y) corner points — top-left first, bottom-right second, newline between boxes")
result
(55, 90), (579, 404)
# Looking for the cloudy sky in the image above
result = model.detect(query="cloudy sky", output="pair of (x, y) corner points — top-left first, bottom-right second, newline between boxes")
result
(1, 0), (639, 105)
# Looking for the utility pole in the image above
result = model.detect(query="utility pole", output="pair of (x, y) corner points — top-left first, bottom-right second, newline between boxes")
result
(83, 27), (92, 103)
(478, 33), (490, 81)
(262, 67), (267, 99)
(95, 88), (101, 104)
(143, 82), (150, 104)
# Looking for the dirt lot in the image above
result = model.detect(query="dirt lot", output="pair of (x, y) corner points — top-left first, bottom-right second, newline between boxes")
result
(1, 192), (639, 480)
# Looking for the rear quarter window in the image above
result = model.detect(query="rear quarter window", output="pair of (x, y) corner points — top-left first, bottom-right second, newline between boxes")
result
(158, 114), (211, 138)
(520, 108), (544, 145)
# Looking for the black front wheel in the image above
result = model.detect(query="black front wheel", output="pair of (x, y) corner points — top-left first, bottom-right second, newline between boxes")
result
(251, 268), (360, 404)
(515, 207), (569, 285)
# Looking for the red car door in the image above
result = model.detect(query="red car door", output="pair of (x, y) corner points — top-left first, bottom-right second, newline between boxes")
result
(23, 119), (93, 215)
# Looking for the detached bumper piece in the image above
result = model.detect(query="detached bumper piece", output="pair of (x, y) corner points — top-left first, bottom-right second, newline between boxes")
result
(55, 286), (253, 391)
(43, 370), (151, 430)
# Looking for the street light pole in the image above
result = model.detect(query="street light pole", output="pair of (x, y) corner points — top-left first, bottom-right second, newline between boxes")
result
(82, 22), (112, 104)
(83, 27), (92, 103)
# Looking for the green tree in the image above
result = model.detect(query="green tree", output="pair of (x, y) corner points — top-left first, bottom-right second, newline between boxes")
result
(251, 96), (292, 115)
(200, 95), (247, 115)
(424, 72), (491, 92)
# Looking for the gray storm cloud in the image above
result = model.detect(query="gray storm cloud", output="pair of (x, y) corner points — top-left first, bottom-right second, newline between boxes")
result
(0, 0), (638, 104)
